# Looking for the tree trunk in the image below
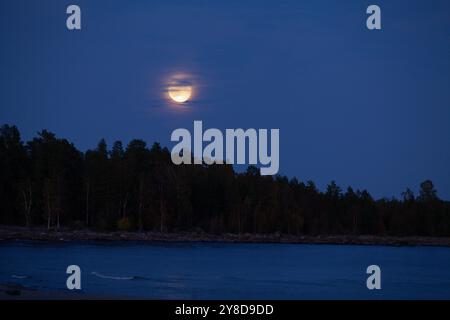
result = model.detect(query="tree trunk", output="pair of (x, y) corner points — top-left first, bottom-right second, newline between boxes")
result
(238, 209), (241, 235)
(46, 189), (51, 230)
(138, 176), (144, 232)
(122, 193), (128, 218)
(22, 190), (30, 227)
(160, 184), (165, 233)
(85, 180), (90, 226)
(56, 176), (61, 230)
(21, 181), (33, 227)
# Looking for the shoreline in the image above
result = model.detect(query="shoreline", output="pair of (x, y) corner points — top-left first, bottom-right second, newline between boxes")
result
(1, 226), (450, 247)
(0, 284), (118, 300)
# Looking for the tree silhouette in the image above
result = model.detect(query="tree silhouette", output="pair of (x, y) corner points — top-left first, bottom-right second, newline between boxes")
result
(419, 180), (438, 202)
(1, 124), (449, 237)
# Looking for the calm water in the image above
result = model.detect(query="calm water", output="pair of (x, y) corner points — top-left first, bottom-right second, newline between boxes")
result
(1, 241), (450, 299)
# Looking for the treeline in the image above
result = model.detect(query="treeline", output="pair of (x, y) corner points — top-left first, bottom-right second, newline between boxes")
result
(1, 124), (450, 236)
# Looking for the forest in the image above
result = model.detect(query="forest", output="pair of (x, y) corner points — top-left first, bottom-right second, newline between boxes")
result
(1, 124), (449, 237)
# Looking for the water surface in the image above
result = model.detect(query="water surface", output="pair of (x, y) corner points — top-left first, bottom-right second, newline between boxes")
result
(1, 241), (449, 299)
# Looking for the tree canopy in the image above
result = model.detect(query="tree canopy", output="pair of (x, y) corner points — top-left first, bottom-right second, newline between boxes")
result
(1, 124), (449, 237)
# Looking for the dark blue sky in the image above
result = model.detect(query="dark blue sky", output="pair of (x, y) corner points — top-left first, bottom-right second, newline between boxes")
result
(1, 0), (449, 199)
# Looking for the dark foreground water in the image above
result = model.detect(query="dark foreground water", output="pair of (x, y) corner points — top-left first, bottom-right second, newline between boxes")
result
(1, 241), (450, 299)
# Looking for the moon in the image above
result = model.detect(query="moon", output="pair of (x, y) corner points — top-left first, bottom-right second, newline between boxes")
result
(168, 85), (192, 103)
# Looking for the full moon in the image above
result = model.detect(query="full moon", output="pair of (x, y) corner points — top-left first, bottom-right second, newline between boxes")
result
(168, 86), (192, 103)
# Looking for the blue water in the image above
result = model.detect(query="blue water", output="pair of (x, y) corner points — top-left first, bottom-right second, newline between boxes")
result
(1, 241), (450, 299)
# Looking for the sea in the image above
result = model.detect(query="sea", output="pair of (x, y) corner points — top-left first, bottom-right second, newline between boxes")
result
(1, 240), (449, 299)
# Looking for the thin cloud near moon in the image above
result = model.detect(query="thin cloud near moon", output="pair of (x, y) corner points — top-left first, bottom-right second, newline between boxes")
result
(168, 85), (192, 103)
(165, 72), (196, 105)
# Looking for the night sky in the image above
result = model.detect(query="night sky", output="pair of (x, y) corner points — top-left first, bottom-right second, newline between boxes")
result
(1, 0), (449, 199)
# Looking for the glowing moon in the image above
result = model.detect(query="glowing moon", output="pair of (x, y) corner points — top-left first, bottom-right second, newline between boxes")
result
(168, 86), (192, 103)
